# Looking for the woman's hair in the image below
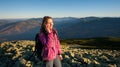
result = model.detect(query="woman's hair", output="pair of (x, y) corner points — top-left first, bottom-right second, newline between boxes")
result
(40, 16), (59, 39)
(40, 16), (56, 34)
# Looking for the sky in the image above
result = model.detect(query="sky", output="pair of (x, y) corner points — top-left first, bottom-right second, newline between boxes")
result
(0, 0), (120, 19)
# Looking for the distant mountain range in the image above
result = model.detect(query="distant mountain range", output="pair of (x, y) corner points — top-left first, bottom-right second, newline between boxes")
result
(0, 17), (120, 42)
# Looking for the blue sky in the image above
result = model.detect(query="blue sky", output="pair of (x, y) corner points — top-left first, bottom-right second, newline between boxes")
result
(0, 0), (120, 19)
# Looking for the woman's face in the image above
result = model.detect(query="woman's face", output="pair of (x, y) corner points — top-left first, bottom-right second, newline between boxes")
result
(45, 19), (54, 30)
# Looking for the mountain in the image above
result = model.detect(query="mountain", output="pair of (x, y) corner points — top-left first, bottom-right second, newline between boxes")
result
(0, 18), (42, 41)
(0, 17), (120, 42)
(55, 17), (120, 39)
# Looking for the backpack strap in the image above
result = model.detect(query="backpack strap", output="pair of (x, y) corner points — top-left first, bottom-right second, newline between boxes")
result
(35, 33), (39, 52)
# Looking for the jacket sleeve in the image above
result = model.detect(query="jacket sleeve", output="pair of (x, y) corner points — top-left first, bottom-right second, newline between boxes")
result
(56, 34), (62, 55)
(39, 33), (54, 48)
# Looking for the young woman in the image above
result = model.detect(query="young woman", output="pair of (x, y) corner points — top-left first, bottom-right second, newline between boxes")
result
(38, 16), (62, 67)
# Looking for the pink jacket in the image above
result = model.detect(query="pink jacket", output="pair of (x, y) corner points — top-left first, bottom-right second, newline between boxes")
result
(38, 31), (62, 61)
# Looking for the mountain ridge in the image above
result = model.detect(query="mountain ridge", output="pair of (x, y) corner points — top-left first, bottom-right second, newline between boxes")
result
(0, 17), (120, 42)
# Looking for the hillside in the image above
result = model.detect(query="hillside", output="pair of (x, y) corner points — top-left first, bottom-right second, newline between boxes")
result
(0, 17), (120, 42)
(0, 40), (120, 67)
(0, 18), (41, 36)
(0, 18), (42, 41)
(57, 17), (120, 39)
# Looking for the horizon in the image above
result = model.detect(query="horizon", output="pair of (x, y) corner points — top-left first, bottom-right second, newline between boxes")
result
(0, 0), (120, 19)
(1, 16), (120, 20)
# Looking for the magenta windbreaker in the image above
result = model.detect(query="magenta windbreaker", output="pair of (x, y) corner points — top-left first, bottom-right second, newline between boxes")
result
(38, 31), (62, 61)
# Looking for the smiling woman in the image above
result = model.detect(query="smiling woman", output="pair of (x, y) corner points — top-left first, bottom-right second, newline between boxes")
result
(36, 16), (62, 67)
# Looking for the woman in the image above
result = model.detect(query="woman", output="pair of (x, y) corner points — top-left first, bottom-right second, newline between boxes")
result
(38, 16), (62, 67)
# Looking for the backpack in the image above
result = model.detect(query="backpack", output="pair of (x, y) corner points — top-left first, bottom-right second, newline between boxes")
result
(35, 33), (44, 61)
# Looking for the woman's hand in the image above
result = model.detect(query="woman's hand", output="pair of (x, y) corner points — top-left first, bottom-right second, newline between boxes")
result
(45, 25), (51, 33)
(59, 55), (63, 60)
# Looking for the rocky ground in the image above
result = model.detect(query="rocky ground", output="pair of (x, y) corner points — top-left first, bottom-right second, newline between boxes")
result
(0, 40), (120, 67)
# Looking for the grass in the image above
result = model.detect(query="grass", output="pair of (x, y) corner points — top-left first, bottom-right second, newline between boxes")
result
(60, 37), (120, 49)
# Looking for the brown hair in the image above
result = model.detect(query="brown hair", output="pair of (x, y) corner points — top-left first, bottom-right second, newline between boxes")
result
(40, 16), (55, 34)
(40, 16), (59, 39)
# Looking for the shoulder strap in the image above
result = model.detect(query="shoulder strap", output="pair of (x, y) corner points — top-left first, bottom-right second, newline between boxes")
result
(35, 33), (41, 52)
(35, 33), (39, 42)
